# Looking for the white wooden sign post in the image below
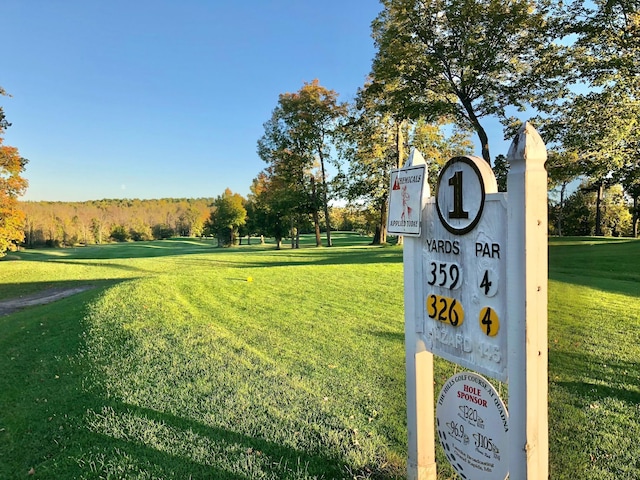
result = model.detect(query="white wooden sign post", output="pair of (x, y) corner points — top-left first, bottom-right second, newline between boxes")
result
(394, 123), (548, 480)
(505, 123), (549, 479)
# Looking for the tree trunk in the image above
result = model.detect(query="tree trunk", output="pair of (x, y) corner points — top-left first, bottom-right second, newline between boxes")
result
(595, 182), (603, 236)
(275, 236), (282, 250)
(372, 198), (389, 245)
(633, 196), (638, 238)
(558, 183), (566, 237)
(460, 96), (491, 164)
(395, 120), (405, 169)
(311, 177), (322, 247)
(380, 200), (388, 244)
(317, 146), (332, 247)
(372, 226), (381, 245)
(395, 119), (405, 246)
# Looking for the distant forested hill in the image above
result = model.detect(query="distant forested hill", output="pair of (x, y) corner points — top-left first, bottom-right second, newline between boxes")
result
(20, 198), (214, 247)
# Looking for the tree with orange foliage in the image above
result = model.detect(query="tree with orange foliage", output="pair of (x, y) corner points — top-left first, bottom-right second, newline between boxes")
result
(0, 87), (29, 256)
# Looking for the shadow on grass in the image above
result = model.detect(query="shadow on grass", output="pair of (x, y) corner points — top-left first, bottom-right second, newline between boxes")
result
(0, 278), (128, 303)
(6, 234), (403, 268)
(549, 238), (640, 298)
(0, 282), (377, 479)
(83, 401), (349, 479)
(76, 433), (253, 480)
(43, 259), (148, 272)
(550, 349), (640, 404)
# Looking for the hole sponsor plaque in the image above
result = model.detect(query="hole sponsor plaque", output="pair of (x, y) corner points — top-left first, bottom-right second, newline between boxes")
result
(436, 372), (508, 480)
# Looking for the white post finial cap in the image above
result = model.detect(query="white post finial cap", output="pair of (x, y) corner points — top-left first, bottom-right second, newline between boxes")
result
(507, 122), (547, 168)
(405, 148), (426, 167)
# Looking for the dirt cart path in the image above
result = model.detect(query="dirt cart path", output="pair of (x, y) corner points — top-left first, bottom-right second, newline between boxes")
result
(0, 286), (95, 316)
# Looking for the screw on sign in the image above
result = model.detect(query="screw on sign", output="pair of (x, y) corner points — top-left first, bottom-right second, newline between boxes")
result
(436, 372), (509, 480)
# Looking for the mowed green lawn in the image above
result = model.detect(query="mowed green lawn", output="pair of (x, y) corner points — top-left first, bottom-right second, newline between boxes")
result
(0, 234), (639, 479)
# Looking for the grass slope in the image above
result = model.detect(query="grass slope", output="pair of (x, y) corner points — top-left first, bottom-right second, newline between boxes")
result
(0, 234), (639, 479)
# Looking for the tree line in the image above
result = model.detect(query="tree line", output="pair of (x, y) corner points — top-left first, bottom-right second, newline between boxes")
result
(2, 0), (639, 254)
(250, 0), (640, 243)
(20, 198), (213, 247)
(17, 193), (378, 249)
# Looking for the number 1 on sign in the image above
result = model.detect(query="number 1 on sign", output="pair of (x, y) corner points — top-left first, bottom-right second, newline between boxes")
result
(448, 171), (469, 219)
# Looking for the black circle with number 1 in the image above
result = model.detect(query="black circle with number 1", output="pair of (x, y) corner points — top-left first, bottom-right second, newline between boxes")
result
(435, 156), (486, 235)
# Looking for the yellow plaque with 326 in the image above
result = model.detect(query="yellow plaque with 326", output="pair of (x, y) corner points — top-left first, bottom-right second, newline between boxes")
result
(427, 294), (465, 327)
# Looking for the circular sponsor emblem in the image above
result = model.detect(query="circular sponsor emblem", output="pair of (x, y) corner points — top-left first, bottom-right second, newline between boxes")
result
(436, 372), (508, 480)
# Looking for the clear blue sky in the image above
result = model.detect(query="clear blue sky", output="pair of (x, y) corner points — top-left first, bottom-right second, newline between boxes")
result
(3, 1), (509, 202)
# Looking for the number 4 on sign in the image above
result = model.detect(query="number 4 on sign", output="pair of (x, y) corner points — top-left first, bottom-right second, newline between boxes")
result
(479, 268), (498, 297)
(479, 307), (500, 337)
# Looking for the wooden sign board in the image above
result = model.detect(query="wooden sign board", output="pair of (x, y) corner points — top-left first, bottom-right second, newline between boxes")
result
(400, 124), (549, 480)
(421, 156), (508, 382)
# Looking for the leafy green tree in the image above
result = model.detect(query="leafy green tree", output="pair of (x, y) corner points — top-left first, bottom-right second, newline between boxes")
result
(0, 86), (10, 131)
(562, 182), (632, 237)
(337, 81), (472, 244)
(110, 224), (130, 242)
(258, 80), (345, 247)
(207, 188), (246, 246)
(176, 205), (205, 237)
(546, 0), (640, 235)
(551, 89), (635, 235)
(247, 172), (289, 249)
(335, 81), (410, 245)
(371, 0), (564, 164)
(151, 223), (175, 240)
(492, 155), (510, 193)
(129, 219), (153, 241)
(411, 120), (474, 192)
(559, 188), (593, 236)
(619, 157), (640, 237)
(258, 99), (314, 247)
(546, 149), (582, 236)
(600, 184), (633, 237)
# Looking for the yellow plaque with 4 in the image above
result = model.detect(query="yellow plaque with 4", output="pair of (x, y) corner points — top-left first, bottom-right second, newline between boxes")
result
(479, 307), (500, 337)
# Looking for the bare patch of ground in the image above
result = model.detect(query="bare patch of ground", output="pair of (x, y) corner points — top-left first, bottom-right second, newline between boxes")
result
(0, 286), (95, 316)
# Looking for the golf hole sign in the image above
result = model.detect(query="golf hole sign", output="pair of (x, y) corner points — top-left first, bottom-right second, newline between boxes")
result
(423, 156), (508, 382)
(402, 125), (549, 480)
(436, 372), (509, 480)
